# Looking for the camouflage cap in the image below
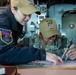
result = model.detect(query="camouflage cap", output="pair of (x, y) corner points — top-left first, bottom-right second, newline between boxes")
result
(39, 18), (60, 38)
(11, 0), (40, 15)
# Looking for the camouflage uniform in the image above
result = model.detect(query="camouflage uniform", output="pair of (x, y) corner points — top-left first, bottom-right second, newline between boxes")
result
(29, 34), (64, 57)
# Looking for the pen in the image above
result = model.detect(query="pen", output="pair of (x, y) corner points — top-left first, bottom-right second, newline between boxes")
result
(61, 39), (73, 60)
(65, 54), (68, 61)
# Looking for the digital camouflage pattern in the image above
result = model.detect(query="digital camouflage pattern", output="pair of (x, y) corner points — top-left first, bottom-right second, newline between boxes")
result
(29, 34), (66, 57)
(29, 34), (41, 48)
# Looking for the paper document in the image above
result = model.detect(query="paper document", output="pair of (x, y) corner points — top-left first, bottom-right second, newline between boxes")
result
(18, 60), (76, 67)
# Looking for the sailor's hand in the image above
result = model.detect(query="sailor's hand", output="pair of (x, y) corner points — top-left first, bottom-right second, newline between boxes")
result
(46, 52), (63, 65)
(17, 37), (24, 44)
(67, 44), (76, 60)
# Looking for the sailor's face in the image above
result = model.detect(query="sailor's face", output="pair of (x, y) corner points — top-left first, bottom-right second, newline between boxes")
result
(43, 35), (56, 45)
(14, 10), (31, 26)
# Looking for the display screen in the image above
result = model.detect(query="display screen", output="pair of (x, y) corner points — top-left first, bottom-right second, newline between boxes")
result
(39, 16), (44, 19)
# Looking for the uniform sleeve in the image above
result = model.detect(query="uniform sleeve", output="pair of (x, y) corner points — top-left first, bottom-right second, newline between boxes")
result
(20, 47), (46, 62)
(0, 12), (10, 29)
(38, 49), (46, 60)
(2, 46), (46, 65)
